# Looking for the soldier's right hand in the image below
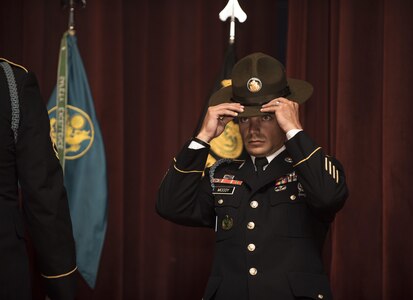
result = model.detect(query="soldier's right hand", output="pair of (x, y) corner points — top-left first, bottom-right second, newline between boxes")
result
(196, 103), (244, 143)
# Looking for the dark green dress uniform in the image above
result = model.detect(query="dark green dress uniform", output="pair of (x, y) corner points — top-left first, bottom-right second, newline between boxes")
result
(157, 131), (348, 300)
(0, 58), (77, 299)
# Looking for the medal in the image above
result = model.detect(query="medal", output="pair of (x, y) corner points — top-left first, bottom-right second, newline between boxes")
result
(221, 215), (234, 230)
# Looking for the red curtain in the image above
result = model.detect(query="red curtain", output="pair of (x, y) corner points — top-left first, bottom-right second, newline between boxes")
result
(1, 0), (288, 299)
(287, 0), (413, 299)
(2, 0), (412, 299)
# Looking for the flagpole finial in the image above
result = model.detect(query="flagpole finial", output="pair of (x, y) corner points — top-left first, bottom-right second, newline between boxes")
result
(219, 0), (247, 43)
(61, 0), (86, 35)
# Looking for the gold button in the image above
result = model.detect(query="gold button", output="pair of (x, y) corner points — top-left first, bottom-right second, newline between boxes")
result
(249, 268), (257, 276)
(250, 201), (259, 208)
(247, 222), (255, 230)
(218, 199), (224, 205)
(318, 294), (324, 299)
(290, 195), (297, 201)
(247, 243), (256, 252)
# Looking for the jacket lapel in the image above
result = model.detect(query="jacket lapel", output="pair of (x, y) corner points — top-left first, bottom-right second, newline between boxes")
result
(251, 150), (294, 192)
(232, 150), (295, 192)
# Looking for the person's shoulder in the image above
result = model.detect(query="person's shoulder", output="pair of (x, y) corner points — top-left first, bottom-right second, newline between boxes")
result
(0, 57), (29, 81)
(0, 58), (29, 73)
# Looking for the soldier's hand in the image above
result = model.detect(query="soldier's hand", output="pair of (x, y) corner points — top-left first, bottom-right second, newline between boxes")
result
(196, 103), (244, 143)
(260, 97), (302, 133)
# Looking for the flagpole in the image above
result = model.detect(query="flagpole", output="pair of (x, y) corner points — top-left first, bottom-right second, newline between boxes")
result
(61, 0), (87, 35)
(219, 0), (247, 44)
(68, 0), (75, 34)
(50, 0), (108, 289)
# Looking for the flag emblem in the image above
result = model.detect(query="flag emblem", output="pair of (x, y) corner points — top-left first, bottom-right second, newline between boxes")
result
(49, 105), (94, 159)
(210, 121), (243, 159)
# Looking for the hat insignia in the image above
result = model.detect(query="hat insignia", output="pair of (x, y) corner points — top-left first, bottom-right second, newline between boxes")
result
(247, 77), (262, 93)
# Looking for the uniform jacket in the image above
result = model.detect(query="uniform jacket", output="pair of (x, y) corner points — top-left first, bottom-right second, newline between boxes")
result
(157, 131), (348, 300)
(0, 59), (77, 300)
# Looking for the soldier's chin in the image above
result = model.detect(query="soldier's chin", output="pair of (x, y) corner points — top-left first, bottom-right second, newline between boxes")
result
(245, 145), (267, 157)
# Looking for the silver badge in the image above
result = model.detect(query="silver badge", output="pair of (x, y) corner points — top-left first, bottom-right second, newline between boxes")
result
(274, 185), (287, 192)
(285, 157), (293, 163)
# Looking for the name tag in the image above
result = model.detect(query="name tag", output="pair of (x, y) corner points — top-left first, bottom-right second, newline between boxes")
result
(212, 186), (235, 195)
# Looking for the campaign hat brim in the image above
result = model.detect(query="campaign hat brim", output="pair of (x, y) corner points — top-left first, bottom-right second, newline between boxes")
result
(209, 78), (313, 118)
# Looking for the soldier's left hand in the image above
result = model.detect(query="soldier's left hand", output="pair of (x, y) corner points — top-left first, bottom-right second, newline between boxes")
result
(260, 97), (303, 133)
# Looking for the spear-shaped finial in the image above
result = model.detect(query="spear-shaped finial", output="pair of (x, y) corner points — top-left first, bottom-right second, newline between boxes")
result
(61, 0), (86, 35)
(219, 0), (247, 44)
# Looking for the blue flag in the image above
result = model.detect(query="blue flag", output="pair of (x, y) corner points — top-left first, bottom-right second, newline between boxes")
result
(47, 32), (107, 288)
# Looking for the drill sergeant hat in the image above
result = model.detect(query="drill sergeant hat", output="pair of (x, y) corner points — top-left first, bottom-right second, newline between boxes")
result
(209, 52), (314, 117)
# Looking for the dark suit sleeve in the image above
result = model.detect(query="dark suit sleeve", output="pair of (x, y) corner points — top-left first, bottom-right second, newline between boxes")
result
(15, 71), (77, 299)
(156, 139), (215, 228)
(285, 131), (348, 221)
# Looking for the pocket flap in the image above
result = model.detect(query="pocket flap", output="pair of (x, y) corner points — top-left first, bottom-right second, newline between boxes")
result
(287, 272), (332, 300)
(214, 196), (240, 208)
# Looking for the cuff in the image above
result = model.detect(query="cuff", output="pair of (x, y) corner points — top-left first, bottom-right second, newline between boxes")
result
(189, 137), (210, 149)
(286, 129), (303, 140)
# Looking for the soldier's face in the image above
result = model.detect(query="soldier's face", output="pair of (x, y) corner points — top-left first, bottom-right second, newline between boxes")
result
(238, 115), (285, 157)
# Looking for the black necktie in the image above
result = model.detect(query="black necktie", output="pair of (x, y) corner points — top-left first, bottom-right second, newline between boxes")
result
(255, 157), (268, 177)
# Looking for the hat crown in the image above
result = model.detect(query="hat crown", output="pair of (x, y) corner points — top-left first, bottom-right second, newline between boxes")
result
(208, 52), (313, 118)
(231, 52), (289, 105)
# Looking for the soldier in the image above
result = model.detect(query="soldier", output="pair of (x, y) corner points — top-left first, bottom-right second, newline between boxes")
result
(0, 58), (77, 299)
(157, 52), (348, 300)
